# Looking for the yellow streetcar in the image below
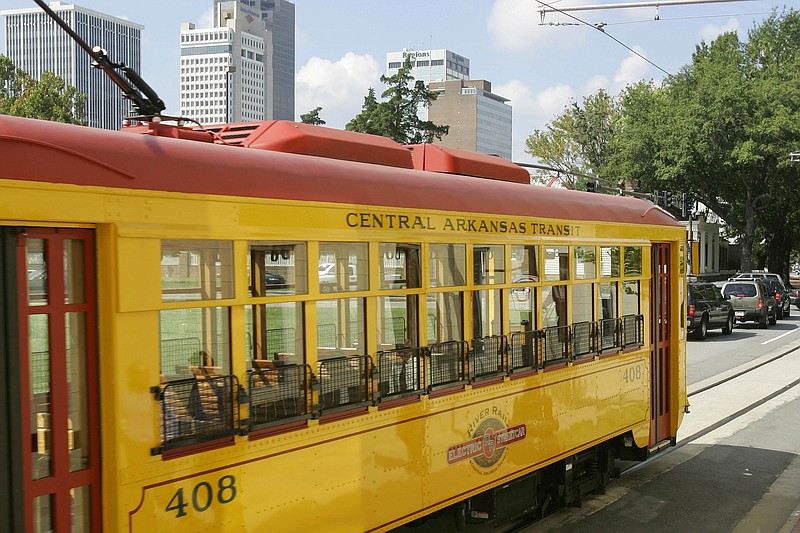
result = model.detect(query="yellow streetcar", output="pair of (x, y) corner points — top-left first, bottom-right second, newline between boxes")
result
(0, 114), (687, 532)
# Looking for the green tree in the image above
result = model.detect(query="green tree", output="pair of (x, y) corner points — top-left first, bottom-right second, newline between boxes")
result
(346, 57), (449, 144)
(603, 10), (800, 274)
(0, 55), (86, 124)
(300, 106), (326, 125)
(525, 89), (619, 189)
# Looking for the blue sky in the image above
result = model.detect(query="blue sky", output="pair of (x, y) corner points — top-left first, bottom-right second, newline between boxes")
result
(0, 0), (789, 162)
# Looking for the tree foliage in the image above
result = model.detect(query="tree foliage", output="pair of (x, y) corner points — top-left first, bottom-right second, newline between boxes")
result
(527, 10), (800, 274)
(0, 55), (86, 124)
(346, 57), (449, 144)
(525, 89), (619, 189)
(299, 106), (325, 125)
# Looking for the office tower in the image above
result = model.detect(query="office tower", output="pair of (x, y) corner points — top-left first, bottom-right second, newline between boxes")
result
(385, 49), (469, 84)
(427, 79), (513, 161)
(181, 0), (294, 125)
(2, 1), (144, 130)
(386, 49), (512, 160)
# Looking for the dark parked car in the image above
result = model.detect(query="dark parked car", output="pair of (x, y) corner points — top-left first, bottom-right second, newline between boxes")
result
(721, 280), (777, 328)
(762, 278), (791, 319)
(789, 286), (800, 310)
(687, 282), (734, 340)
(265, 272), (286, 285)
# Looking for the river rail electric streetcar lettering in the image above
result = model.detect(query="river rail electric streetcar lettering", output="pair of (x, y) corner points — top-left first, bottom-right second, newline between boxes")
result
(0, 114), (688, 532)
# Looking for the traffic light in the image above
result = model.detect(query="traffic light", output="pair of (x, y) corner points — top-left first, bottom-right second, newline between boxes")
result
(682, 192), (694, 218)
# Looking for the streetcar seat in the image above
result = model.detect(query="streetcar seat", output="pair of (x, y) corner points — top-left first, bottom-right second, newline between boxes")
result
(189, 365), (222, 377)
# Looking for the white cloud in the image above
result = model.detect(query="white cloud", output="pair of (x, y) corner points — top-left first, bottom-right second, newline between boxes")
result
(534, 83), (575, 121)
(491, 80), (576, 162)
(488, 0), (599, 51)
(612, 47), (650, 90)
(198, 8), (213, 29)
(584, 74), (610, 95)
(295, 53), (382, 126)
(700, 18), (740, 43)
(487, 0), (556, 51)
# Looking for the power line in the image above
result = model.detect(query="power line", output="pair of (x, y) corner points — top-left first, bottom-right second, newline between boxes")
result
(599, 10), (774, 26)
(536, 0), (672, 76)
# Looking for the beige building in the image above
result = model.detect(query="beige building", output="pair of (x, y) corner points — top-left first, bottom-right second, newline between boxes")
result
(428, 79), (513, 161)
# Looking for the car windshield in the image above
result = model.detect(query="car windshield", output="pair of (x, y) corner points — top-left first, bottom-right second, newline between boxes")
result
(723, 284), (756, 297)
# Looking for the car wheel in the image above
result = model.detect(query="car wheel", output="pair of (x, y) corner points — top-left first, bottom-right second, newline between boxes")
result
(769, 308), (777, 325)
(722, 313), (733, 335)
(776, 304), (784, 320)
(759, 312), (768, 328)
(693, 316), (708, 340)
(784, 303), (790, 317)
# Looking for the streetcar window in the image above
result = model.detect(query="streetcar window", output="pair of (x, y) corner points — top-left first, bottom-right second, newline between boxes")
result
(473, 289), (502, 337)
(427, 292), (463, 343)
(542, 285), (567, 327)
(509, 286), (536, 331)
(622, 281), (640, 315)
(319, 242), (368, 293)
(473, 245), (505, 285)
(429, 244), (466, 288)
(378, 295), (418, 349)
(159, 307), (231, 380)
(624, 247), (642, 277)
(249, 242), (307, 296)
(574, 246), (597, 280)
(511, 245), (539, 283)
(379, 243), (421, 290)
(600, 246), (621, 278)
(544, 246), (569, 282)
(316, 298), (365, 356)
(599, 282), (618, 319)
(572, 283), (593, 323)
(161, 240), (233, 301)
(247, 302), (304, 366)
(26, 238), (48, 306)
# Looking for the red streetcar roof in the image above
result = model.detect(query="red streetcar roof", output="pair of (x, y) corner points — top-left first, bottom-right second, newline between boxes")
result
(408, 144), (531, 184)
(0, 116), (681, 228)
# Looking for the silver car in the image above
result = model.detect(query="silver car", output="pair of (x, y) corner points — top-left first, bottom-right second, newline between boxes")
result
(721, 280), (777, 328)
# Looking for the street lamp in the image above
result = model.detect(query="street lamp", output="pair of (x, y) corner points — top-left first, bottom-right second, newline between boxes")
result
(224, 66), (236, 123)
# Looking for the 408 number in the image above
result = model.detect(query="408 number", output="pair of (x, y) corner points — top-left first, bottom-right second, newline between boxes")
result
(623, 365), (642, 383)
(166, 475), (237, 518)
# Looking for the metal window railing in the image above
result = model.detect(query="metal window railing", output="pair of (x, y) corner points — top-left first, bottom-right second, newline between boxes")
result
(509, 330), (540, 371)
(160, 337), (201, 373)
(621, 314), (644, 347)
(317, 323), (338, 348)
(377, 346), (425, 399)
(598, 318), (620, 352)
(543, 325), (571, 367)
(248, 363), (311, 429)
(427, 340), (469, 391)
(265, 327), (296, 355)
(317, 355), (373, 412)
(571, 321), (595, 359)
(470, 335), (507, 380)
(155, 374), (239, 453)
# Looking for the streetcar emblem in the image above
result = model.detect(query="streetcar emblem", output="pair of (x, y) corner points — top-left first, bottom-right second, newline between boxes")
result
(447, 418), (526, 468)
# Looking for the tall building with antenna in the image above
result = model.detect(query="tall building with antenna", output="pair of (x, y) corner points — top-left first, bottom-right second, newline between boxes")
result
(1, 1), (143, 130)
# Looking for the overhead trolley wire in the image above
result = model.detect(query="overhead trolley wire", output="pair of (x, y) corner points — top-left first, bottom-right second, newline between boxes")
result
(535, 0), (673, 76)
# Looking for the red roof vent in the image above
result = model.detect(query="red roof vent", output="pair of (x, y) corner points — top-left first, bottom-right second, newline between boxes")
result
(407, 144), (531, 184)
(210, 120), (414, 169)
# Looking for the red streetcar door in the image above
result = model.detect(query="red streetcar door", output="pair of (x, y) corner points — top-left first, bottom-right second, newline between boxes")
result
(650, 243), (672, 445)
(17, 229), (101, 532)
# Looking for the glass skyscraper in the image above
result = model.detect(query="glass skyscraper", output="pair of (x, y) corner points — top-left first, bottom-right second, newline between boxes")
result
(2, 2), (144, 130)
